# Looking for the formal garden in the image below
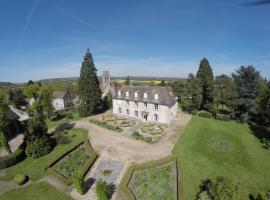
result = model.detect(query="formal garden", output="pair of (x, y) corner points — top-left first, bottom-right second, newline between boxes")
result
(120, 157), (179, 200)
(90, 114), (138, 133)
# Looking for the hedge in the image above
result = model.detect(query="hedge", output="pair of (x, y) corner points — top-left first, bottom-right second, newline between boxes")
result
(90, 119), (123, 132)
(119, 156), (181, 200)
(216, 113), (230, 121)
(46, 139), (98, 185)
(0, 143), (26, 169)
(199, 111), (212, 118)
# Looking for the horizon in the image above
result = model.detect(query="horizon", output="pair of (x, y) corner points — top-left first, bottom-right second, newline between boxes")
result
(0, 0), (270, 82)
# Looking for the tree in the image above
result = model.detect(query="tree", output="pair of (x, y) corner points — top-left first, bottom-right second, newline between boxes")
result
(232, 65), (260, 122)
(214, 74), (236, 112)
(72, 171), (86, 195)
(96, 180), (109, 200)
(25, 100), (53, 158)
(103, 91), (112, 110)
(23, 83), (40, 100)
(196, 58), (214, 111)
(0, 89), (11, 153)
(27, 80), (34, 85)
(171, 80), (186, 103)
(39, 85), (54, 118)
(186, 73), (202, 111)
(78, 49), (103, 117)
(198, 176), (246, 200)
(159, 80), (167, 86)
(125, 76), (130, 85)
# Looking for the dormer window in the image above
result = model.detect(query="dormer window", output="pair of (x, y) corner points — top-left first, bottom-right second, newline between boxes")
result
(126, 91), (129, 97)
(118, 91), (121, 96)
(154, 94), (159, 100)
(134, 92), (138, 98)
(144, 93), (148, 99)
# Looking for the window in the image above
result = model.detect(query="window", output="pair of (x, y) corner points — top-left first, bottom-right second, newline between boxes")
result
(118, 91), (121, 96)
(154, 104), (159, 110)
(134, 92), (138, 98)
(127, 109), (130, 115)
(154, 94), (159, 100)
(117, 100), (122, 105)
(144, 102), (148, 108)
(154, 114), (158, 122)
(118, 107), (122, 113)
(126, 91), (129, 97)
(135, 101), (138, 107)
(144, 93), (148, 99)
(127, 100), (129, 105)
(135, 110), (138, 117)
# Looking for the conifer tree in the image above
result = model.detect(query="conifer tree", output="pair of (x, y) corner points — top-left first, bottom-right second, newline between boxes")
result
(196, 58), (214, 111)
(78, 49), (103, 117)
(25, 100), (53, 158)
(125, 76), (130, 85)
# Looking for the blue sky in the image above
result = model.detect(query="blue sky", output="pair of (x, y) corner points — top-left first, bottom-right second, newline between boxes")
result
(0, 0), (270, 82)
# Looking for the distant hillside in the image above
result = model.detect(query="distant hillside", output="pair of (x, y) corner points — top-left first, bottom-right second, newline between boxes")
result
(0, 82), (15, 87)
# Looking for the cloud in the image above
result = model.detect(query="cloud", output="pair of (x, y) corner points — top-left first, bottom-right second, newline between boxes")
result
(55, 6), (96, 31)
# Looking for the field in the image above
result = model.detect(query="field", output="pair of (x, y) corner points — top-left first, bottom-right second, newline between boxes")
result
(173, 116), (270, 199)
(0, 182), (72, 200)
(0, 128), (88, 181)
(128, 159), (177, 200)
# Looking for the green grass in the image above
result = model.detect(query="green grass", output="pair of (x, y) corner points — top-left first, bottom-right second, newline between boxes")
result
(46, 112), (81, 129)
(1, 128), (87, 181)
(173, 116), (270, 199)
(0, 182), (72, 200)
(128, 160), (177, 200)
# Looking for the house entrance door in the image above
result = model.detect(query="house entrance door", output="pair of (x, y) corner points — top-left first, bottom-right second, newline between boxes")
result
(143, 114), (148, 122)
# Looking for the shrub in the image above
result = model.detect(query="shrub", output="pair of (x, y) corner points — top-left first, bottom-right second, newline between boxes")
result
(257, 191), (267, 200)
(197, 176), (247, 200)
(0, 143), (26, 169)
(25, 135), (53, 158)
(216, 113), (230, 121)
(191, 110), (198, 115)
(199, 111), (212, 118)
(96, 180), (109, 200)
(90, 119), (123, 132)
(72, 171), (86, 195)
(66, 112), (73, 119)
(14, 174), (28, 185)
(132, 132), (144, 140)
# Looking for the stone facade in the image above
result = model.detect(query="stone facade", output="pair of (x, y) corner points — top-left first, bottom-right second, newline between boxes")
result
(112, 85), (178, 124)
(52, 91), (74, 110)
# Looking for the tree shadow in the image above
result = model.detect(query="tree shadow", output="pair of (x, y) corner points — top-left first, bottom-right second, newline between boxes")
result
(248, 121), (269, 149)
(52, 123), (75, 145)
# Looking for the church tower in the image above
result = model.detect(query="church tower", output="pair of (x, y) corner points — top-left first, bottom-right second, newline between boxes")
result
(102, 70), (110, 86)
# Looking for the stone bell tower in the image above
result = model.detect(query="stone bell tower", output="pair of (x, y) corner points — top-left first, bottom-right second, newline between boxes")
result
(102, 70), (110, 86)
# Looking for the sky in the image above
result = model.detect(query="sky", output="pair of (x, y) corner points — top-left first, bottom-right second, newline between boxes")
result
(0, 0), (270, 82)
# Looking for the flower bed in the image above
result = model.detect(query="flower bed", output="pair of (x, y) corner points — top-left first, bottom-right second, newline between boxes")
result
(90, 119), (123, 132)
(141, 124), (164, 135)
(47, 140), (97, 185)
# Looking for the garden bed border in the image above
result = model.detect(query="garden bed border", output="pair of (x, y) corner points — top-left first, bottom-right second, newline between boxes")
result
(46, 139), (98, 185)
(119, 155), (183, 200)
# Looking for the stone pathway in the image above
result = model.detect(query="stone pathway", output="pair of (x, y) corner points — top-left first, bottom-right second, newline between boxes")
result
(122, 120), (144, 137)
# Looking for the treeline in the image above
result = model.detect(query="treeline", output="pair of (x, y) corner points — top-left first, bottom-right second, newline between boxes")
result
(172, 58), (270, 148)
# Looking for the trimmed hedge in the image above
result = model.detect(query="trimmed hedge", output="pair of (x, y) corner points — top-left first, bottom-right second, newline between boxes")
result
(14, 174), (28, 185)
(199, 111), (212, 118)
(90, 119), (123, 132)
(46, 139), (98, 185)
(216, 113), (230, 121)
(0, 143), (26, 169)
(119, 156), (180, 200)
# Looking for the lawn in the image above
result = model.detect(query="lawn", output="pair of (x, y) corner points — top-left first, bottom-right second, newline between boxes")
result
(0, 182), (72, 200)
(128, 159), (177, 200)
(1, 128), (88, 181)
(173, 116), (270, 199)
(46, 111), (81, 129)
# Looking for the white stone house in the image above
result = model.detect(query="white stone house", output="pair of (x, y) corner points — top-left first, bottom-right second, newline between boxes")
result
(112, 85), (178, 124)
(52, 91), (74, 110)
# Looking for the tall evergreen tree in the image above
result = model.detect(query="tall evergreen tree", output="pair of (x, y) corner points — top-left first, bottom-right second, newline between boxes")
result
(186, 73), (202, 110)
(125, 76), (130, 85)
(196, 58), (214, 111)
(78, 49), (103, 117)
(232, 65), (260, 122)
(25, 100), (53, 158)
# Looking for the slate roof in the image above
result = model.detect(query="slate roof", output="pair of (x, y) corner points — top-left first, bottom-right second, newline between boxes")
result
(112, 85), (177, 107)
(6, 108), (19, 121)
(52, 91), (66, 99)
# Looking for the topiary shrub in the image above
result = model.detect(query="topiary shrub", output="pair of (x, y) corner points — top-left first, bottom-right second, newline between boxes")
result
(72, 171), (86, 195)
(96, 180), (109, 200)
(0, 143), (26, 169)
(199, 111), (212, 118)
(216, 113), (230, 121)
(14, 174), (28, 185)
